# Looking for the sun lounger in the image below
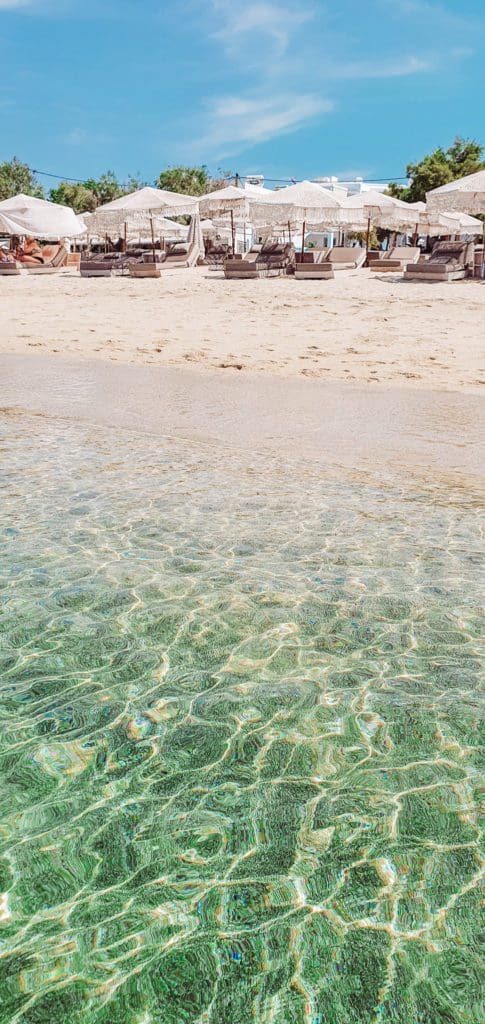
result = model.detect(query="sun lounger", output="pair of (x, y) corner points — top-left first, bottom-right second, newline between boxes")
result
(325, 246), (366, 271)
(0, 260), (22, 275)
(79, 252), (143, 277)
(160, 241), (199, 269)
(224, 242), (295, 279)
(24, 244), (68, 274)
(129, 257), (161, 279)
(403, 240), (475, 282)
(203, 243), (231, 268)
(310, 246), (365, 277)
(370, 246), (420, 272)
(294, 250), (333, 279)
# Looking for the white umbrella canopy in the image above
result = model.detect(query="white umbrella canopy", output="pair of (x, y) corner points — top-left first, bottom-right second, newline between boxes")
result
(0, 193), (85, 238)
(200, 218), (217, 234)
(198, 186), (254, 252)
(426, 170), (485, 214)
(251, 180), (345, 227)
(404, 201), (483, 236)
(198, 185), (252, 217)
(340, 190), (417, 229)
(89, 186), (198, 234)
(446, 211), (483, 234)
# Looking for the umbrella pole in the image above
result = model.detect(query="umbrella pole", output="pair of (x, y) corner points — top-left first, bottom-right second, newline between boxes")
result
(150, 215), (156, 263)
(288, 220), (292, 245)
(230, 209), (235, 254)
(123, 221), (127, 253)
(365, 215), (371, 253)
(301, 219), (306, 256)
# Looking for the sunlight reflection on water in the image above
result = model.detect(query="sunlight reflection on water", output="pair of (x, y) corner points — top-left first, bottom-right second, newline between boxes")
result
(0, 414), (483, 1024)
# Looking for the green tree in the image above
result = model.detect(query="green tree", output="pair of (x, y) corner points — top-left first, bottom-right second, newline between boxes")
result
(156, 165), (233, 195)
(82, 171), (124, 205)
(123, 173), (148, 192)
(156, 165), (211, 195)
(0, 157), (44, 200)
(49, 182), (98, 213)
(50, 173), (146, 211)
(387, 137), (484, 203)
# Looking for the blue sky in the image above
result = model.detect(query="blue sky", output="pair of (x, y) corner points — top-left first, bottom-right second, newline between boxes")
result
(1, 0), (484, 187)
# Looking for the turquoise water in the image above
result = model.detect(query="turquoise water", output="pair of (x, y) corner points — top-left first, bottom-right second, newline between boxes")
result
(0, 413), (483, 1024)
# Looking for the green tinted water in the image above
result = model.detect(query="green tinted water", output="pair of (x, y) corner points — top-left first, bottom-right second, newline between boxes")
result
(0, 414), (483, 1023)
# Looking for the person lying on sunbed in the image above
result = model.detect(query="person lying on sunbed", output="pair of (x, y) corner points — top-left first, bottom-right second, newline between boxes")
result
(16, 237), (44, 265)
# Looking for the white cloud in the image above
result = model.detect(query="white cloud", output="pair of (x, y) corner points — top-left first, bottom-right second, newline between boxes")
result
(0, 1), (32, 8)
(167, 0), (476, 162)
(211, 0), (314, 59)
(183, 92), (333, 159)
(328, 55), (435, 80)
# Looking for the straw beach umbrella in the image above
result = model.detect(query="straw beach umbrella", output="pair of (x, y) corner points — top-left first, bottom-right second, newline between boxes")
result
(251, 181), (345, 253)
(340, 190), (417, 248)
(198, 185), (252, 253)
(89, 186), (198, 258)
(426, 170), (485, 215)
(445, 212), (484, 234)
(427, 171), (485, 274)
(0, 193), (84, 238)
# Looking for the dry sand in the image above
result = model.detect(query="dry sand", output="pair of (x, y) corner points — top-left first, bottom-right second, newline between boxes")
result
(1, 266), (484, 392)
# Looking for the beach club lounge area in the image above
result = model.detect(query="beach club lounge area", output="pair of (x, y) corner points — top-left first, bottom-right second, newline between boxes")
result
(1, 171), (484, 282)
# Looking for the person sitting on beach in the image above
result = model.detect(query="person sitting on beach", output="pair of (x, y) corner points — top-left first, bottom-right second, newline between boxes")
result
(16, 237), (44, 265)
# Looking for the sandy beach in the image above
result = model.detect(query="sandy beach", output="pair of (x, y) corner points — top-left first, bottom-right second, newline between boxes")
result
(1, 266), (484, 392)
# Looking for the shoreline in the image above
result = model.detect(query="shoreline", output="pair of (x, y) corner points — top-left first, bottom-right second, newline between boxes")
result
(2, 352), (483, 492)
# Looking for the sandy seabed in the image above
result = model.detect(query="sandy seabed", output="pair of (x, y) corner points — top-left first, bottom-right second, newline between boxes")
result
(1, 265), (484, 392)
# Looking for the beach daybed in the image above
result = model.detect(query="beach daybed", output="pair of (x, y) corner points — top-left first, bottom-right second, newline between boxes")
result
(129, 257), (161, 279)
(79, 252), (144, 277)
(160, 241), (199, 269)
(324, 246), (366, 271)
(0, 259), (22, 275)
(203, 243), (231, 268)
(370, 246), (420, 272)
(294, 250), (333, 279)
(224, 242), (295, 279)
(403, 240), (475, 282)
(24, 244), (68, 274)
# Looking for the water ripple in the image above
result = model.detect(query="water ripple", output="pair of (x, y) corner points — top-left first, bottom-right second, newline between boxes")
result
(0, 415), (483, 1024)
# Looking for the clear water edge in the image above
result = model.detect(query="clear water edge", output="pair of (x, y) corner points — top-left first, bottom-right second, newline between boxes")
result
(0, 411), (483, 1023)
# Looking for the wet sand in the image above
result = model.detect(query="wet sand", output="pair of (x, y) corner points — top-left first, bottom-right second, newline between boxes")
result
(1, 354), (483, 491)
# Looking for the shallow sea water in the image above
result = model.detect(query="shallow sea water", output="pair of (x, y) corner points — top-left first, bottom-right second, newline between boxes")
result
(0, 413), (483, 1024)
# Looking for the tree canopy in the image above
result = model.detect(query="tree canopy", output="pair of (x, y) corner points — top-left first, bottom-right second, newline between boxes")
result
(388, 137), (484, 203)
(49, 182), (98, 213)
(0, 158), (44, 201)
(156, 165), (233, 196)
(50, 172), (147, 212)
(156, 166), (211, 196)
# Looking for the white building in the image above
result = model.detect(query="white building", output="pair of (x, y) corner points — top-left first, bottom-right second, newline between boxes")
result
(313, 176), (390, 195)
(243, 175), (391, 196)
